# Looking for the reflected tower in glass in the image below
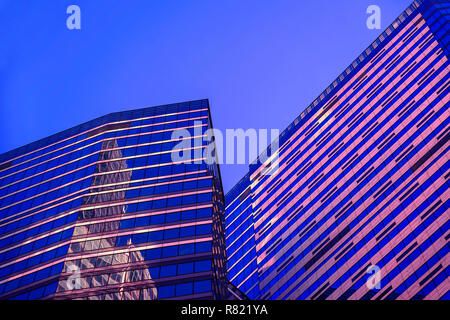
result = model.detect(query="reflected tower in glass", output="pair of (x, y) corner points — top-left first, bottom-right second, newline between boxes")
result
(225, 0), (449, 300)
(0, 99), (228, 300)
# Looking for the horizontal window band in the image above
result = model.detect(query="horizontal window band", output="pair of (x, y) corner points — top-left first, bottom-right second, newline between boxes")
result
(310, 282), (330, 300)
(250, 93), (446, 270)
(416, 110), (435, 129)
(385, 55), (402, 71)
(86, 122), (131, 138)
(347, 112), (364, 128)
(373, 180), (392, 200)
(351, 263), (372, 283)
(308, 173), (324, 189)
(375, 222), (396, 242)
(370, 48), (386, 65)
(362, 122), (379, 139)
(0, 107), (208, 170)
(50, 271), (213, 301)
(399, 182), (420, 202)
(436, 79), (450, 95)
(266, 238), (284, 256)
(276, 255), (294, 273)
(419, 264), (443, 287)
(395, 144), (415, 163)
(321, 186), (338, 204)
(396, 241), (418, 262)
(312, 237), (330, 256)
(0, 190), (212, 242)
(411, 132), (449, 172)
(376, 285), (393, 300)
(298, 220), (317, 240)
(0, 169), (208, 230)
(400, 60), (418, 78)
(398, 100), (416, 118)
(0, 155), (208, 213)
(334, 103), (351, 119)
(341, 153), (359, 172)
(0, 162), (12, 171)
(0, 125), (208, 191)
(334, 242), (354, 261)
(296, 161), (312, 177)
(287, 205), (304, 222)
(304, 226), (350, 271)
(328, 142), (345, 159)
(334, 201), (353, 220)
(356, 166), (375, 184)
(420, 200), (443, 220)
(1, 236), (213, 284)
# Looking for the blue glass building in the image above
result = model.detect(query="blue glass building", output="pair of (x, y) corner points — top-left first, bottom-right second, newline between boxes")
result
(0, 99), (228, 300)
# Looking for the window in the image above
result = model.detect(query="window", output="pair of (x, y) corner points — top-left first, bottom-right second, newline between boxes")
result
(195, 260), (211, 272)
(179, 243), (195, 255)
(181, 210), (196, 220)
(160, 264), (177, 278)
(150, 214), (165, 225)
(196, 224), (212, 235)
(196, 241), (211, 253)
(178, 262), (194, 275)
(158, 284), (175, 299)
(194, 280), (211, 294)
(181, 226), (195, 238)
(135, 216), (150, 227)
(120, 219), (135, 229)
(166, 212), (180, 223)
(148, 230), (163, 242)
(197, 207), (212, 218)
(197, 192), (212, 203)
(182, 195), (196, 205)
(176, 282), (193, 296)
(164, 228), (180, 240)
(162, 246), (178, 258)
(132, 233), (148, 244)
(145, 248), (161, 260)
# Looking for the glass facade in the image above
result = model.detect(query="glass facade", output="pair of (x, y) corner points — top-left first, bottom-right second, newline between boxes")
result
(0, 99), (228, 300)
(226, 0), (449, 300)
(225, 173), (260, 299)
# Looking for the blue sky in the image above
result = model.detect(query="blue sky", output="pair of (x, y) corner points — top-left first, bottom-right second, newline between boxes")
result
(0, 0), (412, 192)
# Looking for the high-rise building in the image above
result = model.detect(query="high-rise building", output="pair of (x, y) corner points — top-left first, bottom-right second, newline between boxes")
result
(0, 99), (228, 300)
(226, 0), (449, 300)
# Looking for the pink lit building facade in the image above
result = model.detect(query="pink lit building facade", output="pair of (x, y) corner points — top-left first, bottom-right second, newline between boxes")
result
(226, 0), (449, 300)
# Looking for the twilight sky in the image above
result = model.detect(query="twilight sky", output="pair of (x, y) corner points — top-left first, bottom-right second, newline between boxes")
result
(0, 0), (412, 192)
